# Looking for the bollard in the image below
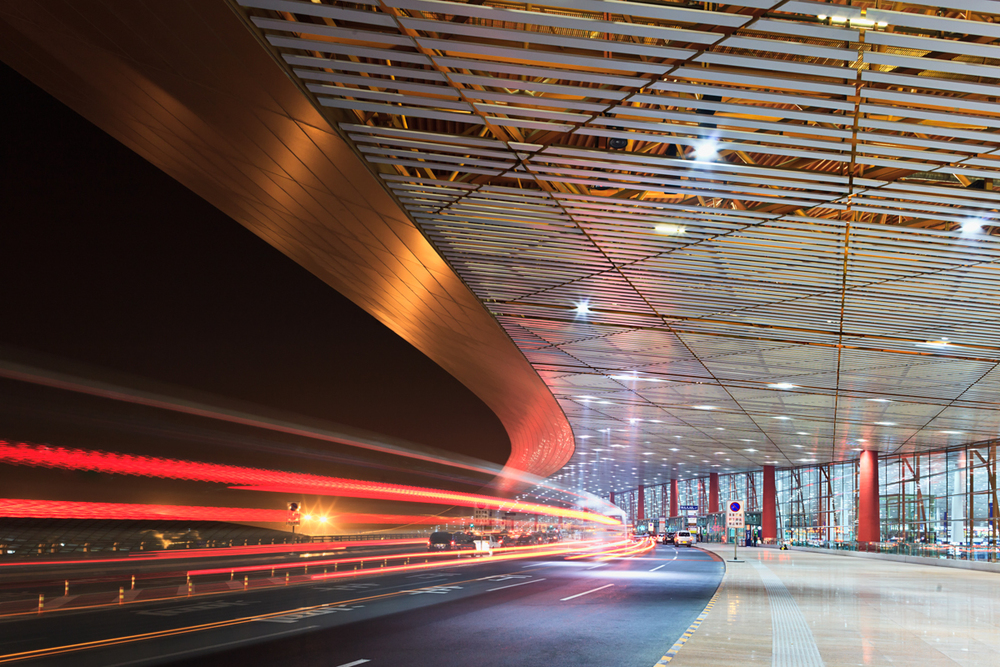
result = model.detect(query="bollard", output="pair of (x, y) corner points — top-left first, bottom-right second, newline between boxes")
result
(285, 572), (289, 585)
(119, 587), (124, 605)
(243, 575), (248, 591)
(334, 562), (337, 572)
(323, 568), (327, 575)
(131, 575), (136, 590)
(271, 567), (275, 577)
(187, 580), (192, 596)
(38, 593), (43, 614)
(64, 580), (69, 596)
(304, 565), (308, 575)
(230, 569), (234, 581)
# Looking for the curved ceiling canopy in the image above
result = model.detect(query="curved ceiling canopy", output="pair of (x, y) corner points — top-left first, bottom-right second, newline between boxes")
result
(230, 0), (1000, 494)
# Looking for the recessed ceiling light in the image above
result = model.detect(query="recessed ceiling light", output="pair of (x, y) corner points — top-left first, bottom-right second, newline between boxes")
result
(692, 405), (717, 410)
(867, 398), (891, 403)
(874, 421), (896, 426)
(654, 223), (686, 236)
(940, 430), (964, 435)
(773, 416), (792, 421)
(716, 427), (725, 431)
(670, 448), (679, 451)
(768, 383), (797, 390)
(739, 439), (756, 443)
(744, 448), (758, 452)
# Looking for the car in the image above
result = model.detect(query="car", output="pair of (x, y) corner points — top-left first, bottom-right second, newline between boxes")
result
(495, 533), (516, 548)
(450, 532), (478, 552)
(428, 531), (453, 551)
(674, 530), (695, 547)
(662, 532), (676, 545)
(515, 534), (535, 547)
(472, 534), (498, 556)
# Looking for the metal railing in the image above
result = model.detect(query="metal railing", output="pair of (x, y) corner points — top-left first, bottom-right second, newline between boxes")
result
(784, 538), (1000, 562)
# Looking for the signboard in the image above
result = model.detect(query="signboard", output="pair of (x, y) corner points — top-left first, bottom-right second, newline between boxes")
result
(658, 517), (666, 534)
(745, 511), (762, 527)
(286, 502), (301, 526)
(679, 505), (698, 511)
(726, 500), (745, 529)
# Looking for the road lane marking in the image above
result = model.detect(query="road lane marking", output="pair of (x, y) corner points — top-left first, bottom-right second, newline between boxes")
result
(136, 600), (258, 616)
(335, 661), (370, 667)
(650, 564), (667, 572)
(406, 585), (463, 595)
(586, 563), (607, 570)
(105, 627), (318, 666)
(257, 605), (363, 623)
(487, 578), (546, 592)
(560, 583), (614, 601)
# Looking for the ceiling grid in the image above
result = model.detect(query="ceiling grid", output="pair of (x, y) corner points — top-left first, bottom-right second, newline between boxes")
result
(235, 0), (1000, 493)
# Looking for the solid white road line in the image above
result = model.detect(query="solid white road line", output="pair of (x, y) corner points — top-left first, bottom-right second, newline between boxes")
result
(487, 578), (547, 592)
(107, 627), (319, 666)
(335, 661), (371, 667)
(586, 563), (607, 570)
(649, 564), (666, 572)
(560, 584), (614, 602)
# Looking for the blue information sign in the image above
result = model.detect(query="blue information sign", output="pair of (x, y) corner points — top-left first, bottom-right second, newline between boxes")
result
(679, 504), (698, 511)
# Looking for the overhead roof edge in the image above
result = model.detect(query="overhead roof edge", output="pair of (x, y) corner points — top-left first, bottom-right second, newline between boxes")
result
(0, 1), (574, 483)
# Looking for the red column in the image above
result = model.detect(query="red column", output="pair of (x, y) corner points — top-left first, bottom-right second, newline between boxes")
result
(609, 491), (615, 506)
(709, 473), (720, 514)
(637, 485), (645, 521)
(670, 479), (678, 517)
(858, 450), (880, 543)
(762, 465), (777, 541)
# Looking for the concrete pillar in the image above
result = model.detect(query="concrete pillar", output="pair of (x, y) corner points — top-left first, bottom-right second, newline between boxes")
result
(763, 465), (777, 541)
(670, 479), (678, 517)
(638, 485), (645, 521)
(709, 473), (720, 514)
(858, 450), (880, 543)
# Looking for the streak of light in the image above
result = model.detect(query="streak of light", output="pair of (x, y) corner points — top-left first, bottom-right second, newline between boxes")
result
(186, 539), (603, 577)
(0, 442), (618, 525)
(0, 360), (552, 485)
(0, 499), (446, 526)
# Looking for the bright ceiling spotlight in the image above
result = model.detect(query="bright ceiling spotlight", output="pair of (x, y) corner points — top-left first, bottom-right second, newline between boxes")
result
(692, 405), (717, 410)
(693, 139), (718, 162)
(768, 382), (797, 390)
(961, 218), (985, 235)
(574, 301), (591, 317)
(654, 223), (686, 235)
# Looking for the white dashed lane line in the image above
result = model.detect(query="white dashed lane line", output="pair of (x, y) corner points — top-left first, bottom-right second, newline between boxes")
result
(335, 661), (371, 667)
(487, 578), (546, 592)
(560, 584), (614, 602)
(650, 564), (667, 572)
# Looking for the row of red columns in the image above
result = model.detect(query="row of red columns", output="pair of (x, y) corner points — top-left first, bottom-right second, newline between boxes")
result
(620, 451), (881, 542)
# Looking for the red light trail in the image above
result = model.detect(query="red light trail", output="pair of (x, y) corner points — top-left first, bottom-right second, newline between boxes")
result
(0, 499), (447, 525)
(0, 441), (618, 525)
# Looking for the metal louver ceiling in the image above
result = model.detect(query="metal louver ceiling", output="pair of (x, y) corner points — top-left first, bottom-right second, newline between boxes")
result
(234, 0), (1000, 494)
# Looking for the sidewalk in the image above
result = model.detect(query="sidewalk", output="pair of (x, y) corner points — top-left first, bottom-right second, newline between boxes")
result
(671, 545), (1000, 666)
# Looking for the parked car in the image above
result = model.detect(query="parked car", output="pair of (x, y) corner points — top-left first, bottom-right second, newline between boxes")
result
(674, 530), (695, 547)
(428, 531), (453, 551)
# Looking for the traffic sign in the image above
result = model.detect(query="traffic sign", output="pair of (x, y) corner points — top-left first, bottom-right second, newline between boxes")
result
(726, 500), (745, 529)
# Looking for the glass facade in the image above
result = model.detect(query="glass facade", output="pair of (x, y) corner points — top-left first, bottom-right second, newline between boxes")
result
(611, 442), (1000, 556)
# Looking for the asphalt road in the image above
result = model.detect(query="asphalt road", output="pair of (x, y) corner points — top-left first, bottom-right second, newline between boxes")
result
(0, 544), (723, 667)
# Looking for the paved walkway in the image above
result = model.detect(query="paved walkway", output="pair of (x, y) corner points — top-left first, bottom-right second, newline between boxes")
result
(672, 545), (1000, 666)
